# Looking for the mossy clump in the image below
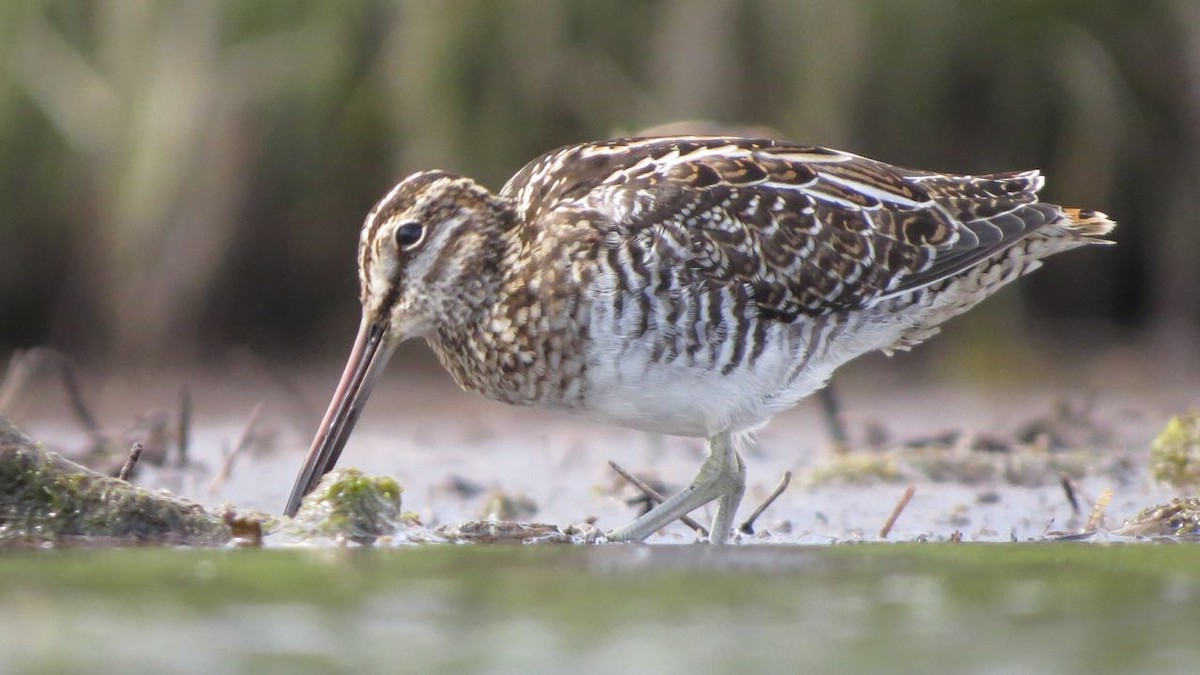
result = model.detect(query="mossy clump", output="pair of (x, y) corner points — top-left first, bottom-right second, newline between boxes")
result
(1149, 412), (1200, 486)
(292, 468), (407, 544)
(0, 416), (228, 546)
(1114, 497), (1200, 538)
(807, 453), (903, 486)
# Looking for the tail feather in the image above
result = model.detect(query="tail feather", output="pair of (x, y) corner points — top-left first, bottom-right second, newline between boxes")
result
(1060, 207), (1117, 242)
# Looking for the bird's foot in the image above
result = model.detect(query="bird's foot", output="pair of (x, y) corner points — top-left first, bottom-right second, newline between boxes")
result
(606, 432), (745, 544)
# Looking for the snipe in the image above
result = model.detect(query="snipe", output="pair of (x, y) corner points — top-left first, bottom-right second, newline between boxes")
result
(283, 136), (1115, 543)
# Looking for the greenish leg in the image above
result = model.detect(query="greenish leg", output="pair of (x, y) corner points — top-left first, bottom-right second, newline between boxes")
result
(606, 431), (746, 544)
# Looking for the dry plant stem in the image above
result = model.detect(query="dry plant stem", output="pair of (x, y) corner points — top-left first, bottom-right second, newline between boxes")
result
(0, 350), (46, 418)
(0, 349), (99, 434)
(176, 385), (191, 468)
(818, 385), (851, 453)
(231, 350), (318, 436)
(1059, 473), (1081, 515)
(0, 352), (25, 415)
(208, 401), (265, 494)
(608, 460), (709, 537)
(52, 349), (100, 435)
(879, 484), (917, 539)
(118, 442), (144, 482)
(739, 470), (793, 534)
(1085, 488), (1113, 532)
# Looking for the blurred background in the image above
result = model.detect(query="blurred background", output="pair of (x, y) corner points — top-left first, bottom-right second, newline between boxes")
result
(0, 0), (1195, 379)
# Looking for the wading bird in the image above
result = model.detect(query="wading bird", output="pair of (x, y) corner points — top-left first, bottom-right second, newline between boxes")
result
(283, 136), (1115, 543)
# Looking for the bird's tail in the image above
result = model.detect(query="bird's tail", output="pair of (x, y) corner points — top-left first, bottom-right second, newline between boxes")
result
(1059, 207), (1117, 243)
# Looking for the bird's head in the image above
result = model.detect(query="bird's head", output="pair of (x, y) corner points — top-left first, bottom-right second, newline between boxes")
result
(283, 170), (514, 516)
(358, 170), (515, 338)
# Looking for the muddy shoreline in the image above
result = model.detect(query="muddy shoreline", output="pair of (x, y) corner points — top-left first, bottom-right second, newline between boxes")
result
(2, 353), (1196, 545)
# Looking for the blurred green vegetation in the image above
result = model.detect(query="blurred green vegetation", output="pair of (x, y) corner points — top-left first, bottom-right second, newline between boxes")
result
(0, 0), (1195, 363)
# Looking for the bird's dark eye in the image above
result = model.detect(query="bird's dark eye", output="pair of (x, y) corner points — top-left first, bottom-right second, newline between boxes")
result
(394, 221), (425, 250)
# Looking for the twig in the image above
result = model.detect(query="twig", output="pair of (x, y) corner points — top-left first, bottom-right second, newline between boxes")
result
(118, 443), (144, 482)
(879, 485), (917, 539)
(0, 349), (99, 432)
(11, 348), (102, 433)
(1084, 488), (1113, 532)
(1059, 473), (1081, 515)
(0, 351), (26, 415)
(739, 470), (793, 534)
(227, 348), (318, 437)
(208, 402), (265, 494)
(608, 460), (708, 537)
(52, 349), (100, 435)
(818, 385), (851, 453)
(176, 385), (192, 468)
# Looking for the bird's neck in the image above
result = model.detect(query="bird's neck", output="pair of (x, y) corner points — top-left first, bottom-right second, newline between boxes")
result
(427, 198), (522, 351)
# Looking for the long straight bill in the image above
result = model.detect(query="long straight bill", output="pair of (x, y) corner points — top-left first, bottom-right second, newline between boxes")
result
(283, 317), (394, 517)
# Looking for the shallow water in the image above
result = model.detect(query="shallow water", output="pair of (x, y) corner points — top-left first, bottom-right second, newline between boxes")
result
(2, 544), (1199, 674)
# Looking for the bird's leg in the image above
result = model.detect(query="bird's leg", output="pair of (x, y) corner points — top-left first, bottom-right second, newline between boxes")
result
(607, 431), (746, 544)
(708, 449), (746, 544)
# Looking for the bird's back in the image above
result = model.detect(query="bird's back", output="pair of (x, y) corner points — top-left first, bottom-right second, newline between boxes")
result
(503, 136), (1109, 315)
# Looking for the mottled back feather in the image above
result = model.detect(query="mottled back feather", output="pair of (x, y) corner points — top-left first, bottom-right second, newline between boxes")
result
(502, 136), (1074, 322)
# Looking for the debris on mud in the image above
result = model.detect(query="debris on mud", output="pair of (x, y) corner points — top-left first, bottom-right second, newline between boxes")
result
(1148, 412), (1200, 487)
(1013, 397), (1118, 451)
(439, 474), (487, 499)
(1114, 497), (1200, 538)
(437, 520), (602, 544)
(808, 444), (1097, 487)
(806, 403), (1115, 488)
(479, 490), (539, 521)
(222, 509), (267, 547)
(0, 416), (229, 546)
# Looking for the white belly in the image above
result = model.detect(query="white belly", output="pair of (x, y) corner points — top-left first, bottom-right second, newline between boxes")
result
(577, 313), (857, 438)
(573, 278), (923, 438)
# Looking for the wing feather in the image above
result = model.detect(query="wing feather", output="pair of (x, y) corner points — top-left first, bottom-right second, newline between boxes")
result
(504, 136), (1063, 321)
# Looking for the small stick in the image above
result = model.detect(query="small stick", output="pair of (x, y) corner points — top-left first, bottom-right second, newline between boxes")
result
(608, 460), (708, 537)
(818, 385), (851, 453)
(208, 402), (265, 494)
(1084, 488), (1113, 532)
(229, 349), (318, 436)
(0, 350), (27, 415)
(53, 350), (101, 435)
(879, 485), (916, 539)
(1059, 473), (1081, 515)
(118, 443), (144, 482)
(739, 470), (793, 534)
(176, 385), (192, 468)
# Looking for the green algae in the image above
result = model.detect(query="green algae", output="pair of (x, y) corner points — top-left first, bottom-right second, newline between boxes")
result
(290, 468), (411, 544)
(1149, 411), (1200, 486)
(1116, 497), (1200, 538)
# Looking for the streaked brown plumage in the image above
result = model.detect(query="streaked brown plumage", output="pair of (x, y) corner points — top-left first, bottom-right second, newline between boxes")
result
(284, 135), (1116, 542)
